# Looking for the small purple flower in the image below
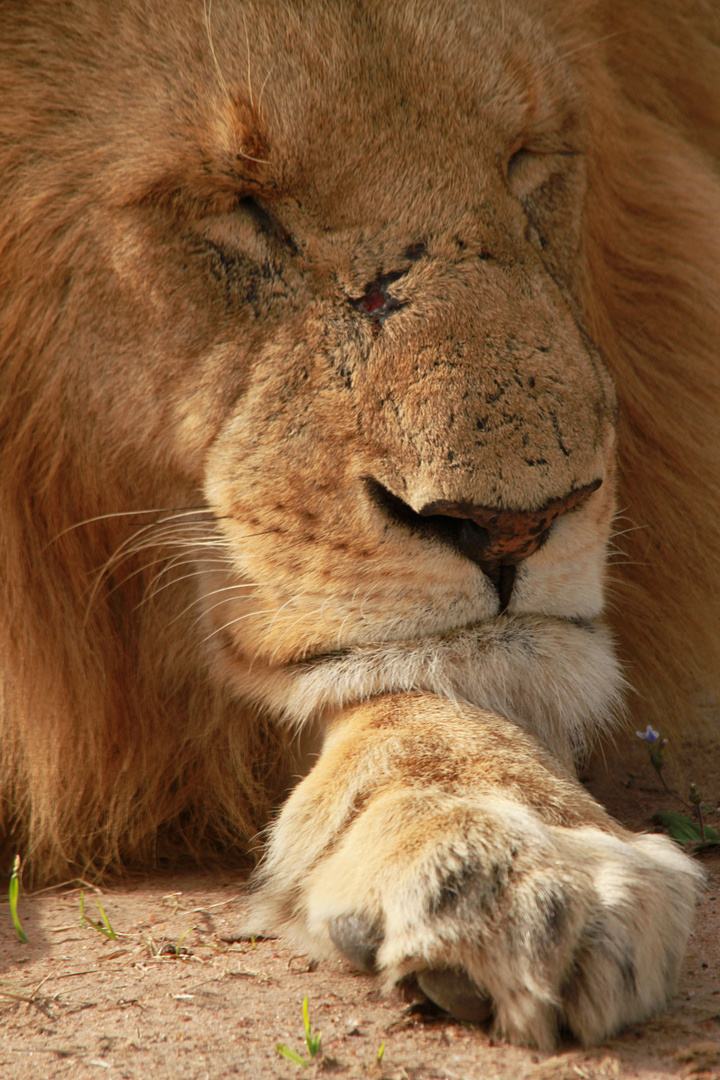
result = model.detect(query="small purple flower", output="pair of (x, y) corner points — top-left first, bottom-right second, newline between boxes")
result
(636, 725), (668, 773)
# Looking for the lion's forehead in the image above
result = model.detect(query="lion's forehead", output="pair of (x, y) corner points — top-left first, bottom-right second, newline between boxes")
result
(100, 0), (585, 225)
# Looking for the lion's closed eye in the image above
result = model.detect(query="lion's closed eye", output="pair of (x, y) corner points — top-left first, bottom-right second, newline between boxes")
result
(235, 195), (297, 252)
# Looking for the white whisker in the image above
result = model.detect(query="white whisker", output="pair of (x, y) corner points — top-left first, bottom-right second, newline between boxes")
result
(336, 608), (353, 649)
(257, 60), (275, 115)
(243, 10), (253, 108)
(203, 0), (230, 100)
(49, 505), (213, 547)
(267, 607), (326, 665)
(556, 31), (626, 63)
(136, 570), (256, 612)
(201, 609), (276, 645)
(359, 582), (380, 620)
(169, 583), (259, 629)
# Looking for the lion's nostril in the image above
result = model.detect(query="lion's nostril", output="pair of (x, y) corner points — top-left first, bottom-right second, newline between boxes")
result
(459, 516), (492, 561)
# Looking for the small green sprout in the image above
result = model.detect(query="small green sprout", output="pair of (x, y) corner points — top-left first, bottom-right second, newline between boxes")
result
(302, 995), (322, 1057)
(377, 1040), (386, 1063)
(276, 995), (322, 1067)
(276, 1043), (309, 1068)
(79, 888), (117, 940)
(9, 855), (28, 943)
(175, 928), (191, 955)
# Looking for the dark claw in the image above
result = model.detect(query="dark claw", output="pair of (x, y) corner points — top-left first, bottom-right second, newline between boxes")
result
(328, 913), (384, 973)
(417, 968), (493, 1023)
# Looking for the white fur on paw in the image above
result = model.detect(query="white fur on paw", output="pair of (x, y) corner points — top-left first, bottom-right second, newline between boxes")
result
(297, 793), (701, 1049)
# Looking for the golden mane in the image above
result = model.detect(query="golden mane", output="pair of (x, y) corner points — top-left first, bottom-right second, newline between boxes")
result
(575, 0), (720, 728)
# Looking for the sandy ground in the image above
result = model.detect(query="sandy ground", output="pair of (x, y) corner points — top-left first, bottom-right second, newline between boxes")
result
(2, 731), (719, 1080)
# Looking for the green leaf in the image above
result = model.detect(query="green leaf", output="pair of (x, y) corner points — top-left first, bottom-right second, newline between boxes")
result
(174, 928), (191, 955)
(652, 811), (719, 845)
(307, 1032), (321, 1057)
(9, 855), (29, 943)
(302, 995), (321, 1056)
(276, 1043), (308, 1067)
(79, 890), (118, 939)
(92, 895), (118, 940)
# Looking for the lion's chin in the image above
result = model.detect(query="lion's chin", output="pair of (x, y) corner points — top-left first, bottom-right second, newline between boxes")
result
(214, 614), (624, 767)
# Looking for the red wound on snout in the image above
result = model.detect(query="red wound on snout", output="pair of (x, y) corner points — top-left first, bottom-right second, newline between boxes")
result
(357, 285), (386, 313)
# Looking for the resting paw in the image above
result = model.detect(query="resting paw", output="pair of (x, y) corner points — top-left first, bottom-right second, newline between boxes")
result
(248, 697), (701, 1048)
(304, 798), (700, 1048)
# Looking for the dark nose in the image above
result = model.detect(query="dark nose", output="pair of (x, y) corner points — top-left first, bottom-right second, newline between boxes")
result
(419, 480), (601, 563)
(419, 480), (601, 610)
(366, 477), (601, 613)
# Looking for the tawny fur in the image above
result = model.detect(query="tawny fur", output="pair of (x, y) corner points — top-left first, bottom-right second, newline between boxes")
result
(0, 0), (718, 1048)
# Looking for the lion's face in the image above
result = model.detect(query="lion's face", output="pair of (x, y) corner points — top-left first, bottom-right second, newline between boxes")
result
(26, 0), (616, 697)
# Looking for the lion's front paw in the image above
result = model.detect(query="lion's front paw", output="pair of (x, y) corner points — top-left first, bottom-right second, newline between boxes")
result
(312, 795), (699, 1048)
(248, 698), (701, 1048)
(256, 786), (700, 1049)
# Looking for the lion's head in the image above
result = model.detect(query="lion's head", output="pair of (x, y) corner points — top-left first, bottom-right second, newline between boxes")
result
(2, 0), (719, 877)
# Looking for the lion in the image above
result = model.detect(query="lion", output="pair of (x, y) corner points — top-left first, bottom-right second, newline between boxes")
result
(1, 0), (719, 1050)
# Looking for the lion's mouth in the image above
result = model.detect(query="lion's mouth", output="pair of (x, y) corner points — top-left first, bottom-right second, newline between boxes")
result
(203, 465), (611, 675)
(286, 611), (598, 669)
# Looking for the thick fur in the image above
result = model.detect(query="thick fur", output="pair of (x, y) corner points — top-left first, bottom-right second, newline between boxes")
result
(0, 0), (717, 1048)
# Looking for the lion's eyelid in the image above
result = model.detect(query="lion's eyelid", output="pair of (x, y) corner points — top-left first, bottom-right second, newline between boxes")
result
(237, 194), (297, 252)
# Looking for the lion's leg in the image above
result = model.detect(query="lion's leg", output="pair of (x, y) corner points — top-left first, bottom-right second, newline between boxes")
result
(249, 692), (700, 1049)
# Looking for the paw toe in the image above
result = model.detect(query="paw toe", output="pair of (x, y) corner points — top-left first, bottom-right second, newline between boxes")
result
(328, 913), (383, 973)
(417, 968), (493, 1023)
